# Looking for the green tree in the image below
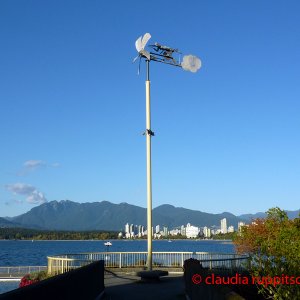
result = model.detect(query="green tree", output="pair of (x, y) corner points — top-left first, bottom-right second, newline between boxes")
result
(234, 207), (300, 299)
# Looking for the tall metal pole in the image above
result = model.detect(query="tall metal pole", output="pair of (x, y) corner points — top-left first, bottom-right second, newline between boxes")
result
(145, 59), (152, 270)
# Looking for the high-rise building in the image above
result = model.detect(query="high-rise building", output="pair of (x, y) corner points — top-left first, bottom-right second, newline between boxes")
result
(169, 228), (180, 236)
(124, 223), (131, 239)
(203, 226), (211, 238)
(129, 224), (134, 234)
(138, 225), (142, 235)
(228, 225), (234, 233)
(185, 223), (199, 238)
(155, 225), (160, 234)
(220, 218), (227, 234)
(238, 221), (246, 232)
(180, 225), (186, 236)
(163, 226), (168, 237)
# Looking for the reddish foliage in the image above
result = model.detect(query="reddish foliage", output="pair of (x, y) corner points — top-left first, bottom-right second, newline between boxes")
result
(19, 274), (39, 288)
(234, 218), (267, 254)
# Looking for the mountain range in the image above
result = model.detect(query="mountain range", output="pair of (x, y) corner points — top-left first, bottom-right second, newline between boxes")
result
(0, 217), (21, 228)
(2, 200), (299, 231)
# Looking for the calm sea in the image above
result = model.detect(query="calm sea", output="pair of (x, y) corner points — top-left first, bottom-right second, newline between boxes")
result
(0, 239), (235, 266)
(0, 239), (235, 294)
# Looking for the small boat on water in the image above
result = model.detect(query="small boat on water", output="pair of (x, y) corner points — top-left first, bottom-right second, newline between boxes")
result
(104, 241), (112, 252)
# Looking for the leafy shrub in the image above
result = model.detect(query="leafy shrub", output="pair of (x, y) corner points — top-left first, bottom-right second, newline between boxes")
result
(234, 207), (300, 299)
(19, 271), (51, 288)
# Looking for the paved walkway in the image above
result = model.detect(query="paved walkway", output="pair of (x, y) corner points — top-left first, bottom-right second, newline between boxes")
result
(103, 271), (186, 300)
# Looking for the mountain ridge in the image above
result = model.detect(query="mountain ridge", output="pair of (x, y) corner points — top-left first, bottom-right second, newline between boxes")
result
(0, 217), (23, 228)
(2, 200), (299, 231)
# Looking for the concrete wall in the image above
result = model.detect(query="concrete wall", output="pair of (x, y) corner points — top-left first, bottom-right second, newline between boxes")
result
(0, 261), (104, 300)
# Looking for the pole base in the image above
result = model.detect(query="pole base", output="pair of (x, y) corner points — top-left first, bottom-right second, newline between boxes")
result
(136, 270), (168, 282)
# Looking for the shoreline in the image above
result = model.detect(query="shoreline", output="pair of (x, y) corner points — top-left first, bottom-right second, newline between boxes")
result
(0, 239), (233, 242)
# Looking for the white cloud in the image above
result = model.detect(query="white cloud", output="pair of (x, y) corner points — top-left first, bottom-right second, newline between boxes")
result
(23, 160), (46, 169)
(5, 183), (47, 205)
(51, 162), (60, 168)
(17, 160), (60, 176)
(26, 190), (47, 204)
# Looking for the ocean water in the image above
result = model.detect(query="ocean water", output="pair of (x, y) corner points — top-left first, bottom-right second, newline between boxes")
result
(0, 239), (235, 294)
(0, 240), (235, 266)
(0, 281), (20, 294)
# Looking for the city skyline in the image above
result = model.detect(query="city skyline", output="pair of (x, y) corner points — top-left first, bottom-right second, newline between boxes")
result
(1, 1), (300, 217)
(122, 217), (238, 239)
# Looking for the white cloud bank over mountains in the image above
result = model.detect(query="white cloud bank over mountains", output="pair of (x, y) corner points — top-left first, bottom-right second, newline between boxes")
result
(3, 159), (59, 205)
(5, 183), (47, 204)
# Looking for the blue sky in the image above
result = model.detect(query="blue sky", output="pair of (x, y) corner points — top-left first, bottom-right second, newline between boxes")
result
(1, 0), (299, 217)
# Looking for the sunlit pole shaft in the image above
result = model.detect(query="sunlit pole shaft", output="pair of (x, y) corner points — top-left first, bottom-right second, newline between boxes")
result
(145, 59), (152, 270)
